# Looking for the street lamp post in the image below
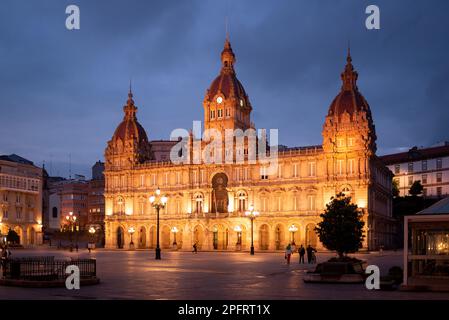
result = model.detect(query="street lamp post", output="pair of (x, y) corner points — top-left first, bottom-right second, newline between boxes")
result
(149, 187), (168, 260)
(245, 205), (259, 255)
(65, 212), (77, 251)
(171, 226), (178, 247)
(128, 227), (135, 250)
(88, 227), (96, 252)
(289, 224), (298, 244)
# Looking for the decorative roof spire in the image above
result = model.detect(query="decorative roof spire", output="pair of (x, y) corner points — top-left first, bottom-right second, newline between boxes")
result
(341, 44), (358, 91)
(123, 85), (137, 120)
(221, 32), (235, 71)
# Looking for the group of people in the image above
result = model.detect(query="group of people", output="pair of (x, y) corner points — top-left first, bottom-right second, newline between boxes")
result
(0, 245), (12, 277)
(285, 243), (316, 265)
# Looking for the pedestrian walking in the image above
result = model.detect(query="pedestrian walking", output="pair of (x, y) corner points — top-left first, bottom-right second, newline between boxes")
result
(298, 245), (306, 264)
(285, 243), (293, 264)
(291, 242), (297, 253)
(192, 242), (198, 254)
(306, 245), (317, 264)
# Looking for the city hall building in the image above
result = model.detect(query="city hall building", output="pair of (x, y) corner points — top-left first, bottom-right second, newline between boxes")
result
(104, 37), (394, 251)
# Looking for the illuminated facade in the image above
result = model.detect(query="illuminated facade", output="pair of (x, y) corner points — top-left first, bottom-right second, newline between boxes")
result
(104, 38), (394, 251)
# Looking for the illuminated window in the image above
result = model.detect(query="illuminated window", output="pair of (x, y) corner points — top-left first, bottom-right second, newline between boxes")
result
(348, 137), (354, 147)
(337, 138), (345, 147)
(237, 191), (247, 212)
(293, 163), (298, 178)
(337, 160), (344, 175)
(348, 159), (355, 175)
(308, 195), (316, 211)
(308, 162), (316, 177)
(194, 194), (203, 214)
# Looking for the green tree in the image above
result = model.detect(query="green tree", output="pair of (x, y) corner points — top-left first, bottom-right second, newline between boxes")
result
(315, 193), (365, 259)
(409, 180), (423, 196)
(392, 179), (400, 198)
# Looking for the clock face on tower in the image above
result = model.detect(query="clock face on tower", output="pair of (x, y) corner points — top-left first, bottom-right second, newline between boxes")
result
(216, 97), (223, 104)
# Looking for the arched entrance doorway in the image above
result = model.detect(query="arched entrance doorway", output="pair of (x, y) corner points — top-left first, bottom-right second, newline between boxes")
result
(161, 226), (170, 249)
(193, 225), (204, 250)
(139, 226), (147, 249)
(29, 227), (36, 245)
(275, 224), (285, 250)
(211, 173), (228, 213)
(174, 227), (183, 249)
(259, 224), (270, 250)
(211, 224), (228, 250)
(149, 226), (156, 248)
(306, 223), (318, 247)
(13, 226), (23, 245)
(117, 227), (124, 249)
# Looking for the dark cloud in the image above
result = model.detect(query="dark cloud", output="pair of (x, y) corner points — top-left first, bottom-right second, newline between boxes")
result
(1, 0), (448, 177)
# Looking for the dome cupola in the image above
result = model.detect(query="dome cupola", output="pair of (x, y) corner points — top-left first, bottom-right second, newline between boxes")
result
(105, 88), (152, 169)
(322, 48), (377, 155)
(112, 89), (148, 144)
(203, 36), (253, 132)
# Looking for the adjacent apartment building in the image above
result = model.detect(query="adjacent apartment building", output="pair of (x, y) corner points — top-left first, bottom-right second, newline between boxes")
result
(0, 154), (43, 246)
(380, 143), (449, 198)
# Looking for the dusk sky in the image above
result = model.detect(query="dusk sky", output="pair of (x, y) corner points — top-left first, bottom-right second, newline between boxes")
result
(1, 0), (448, 178)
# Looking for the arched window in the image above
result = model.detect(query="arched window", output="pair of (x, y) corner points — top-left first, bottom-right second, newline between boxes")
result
(237, 191), (247, 212)
(194, 194), (203, 214)
(138, 198), (146, 215)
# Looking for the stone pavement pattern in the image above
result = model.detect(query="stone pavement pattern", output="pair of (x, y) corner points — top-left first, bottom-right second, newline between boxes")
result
(1, 249), (448, 300)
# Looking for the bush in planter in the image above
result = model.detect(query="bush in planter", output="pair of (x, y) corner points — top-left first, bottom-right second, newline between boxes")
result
(315, 193), (365, 260)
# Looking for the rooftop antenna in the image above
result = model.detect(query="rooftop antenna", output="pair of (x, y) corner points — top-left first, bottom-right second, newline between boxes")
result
(225, 16), (229, 40)
(225, 0), (230, 40)
(347, 40), (351, 59)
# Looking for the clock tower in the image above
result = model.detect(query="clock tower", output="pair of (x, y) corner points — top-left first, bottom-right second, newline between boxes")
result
(203, 36), (253, 136)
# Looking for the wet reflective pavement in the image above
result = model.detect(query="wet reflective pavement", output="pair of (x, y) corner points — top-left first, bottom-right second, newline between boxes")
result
(1, 249), (448, 300)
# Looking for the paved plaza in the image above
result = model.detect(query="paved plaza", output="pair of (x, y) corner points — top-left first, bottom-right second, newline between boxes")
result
(1, 248), (448, 300)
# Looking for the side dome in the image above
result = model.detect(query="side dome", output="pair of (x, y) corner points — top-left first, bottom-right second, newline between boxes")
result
(327, 52), (373, 121)
(112, 91), (148, 144)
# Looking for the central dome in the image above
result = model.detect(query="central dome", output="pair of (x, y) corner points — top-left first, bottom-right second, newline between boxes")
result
(207, 72), (248, 102)
(204, 38), (250, 107)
